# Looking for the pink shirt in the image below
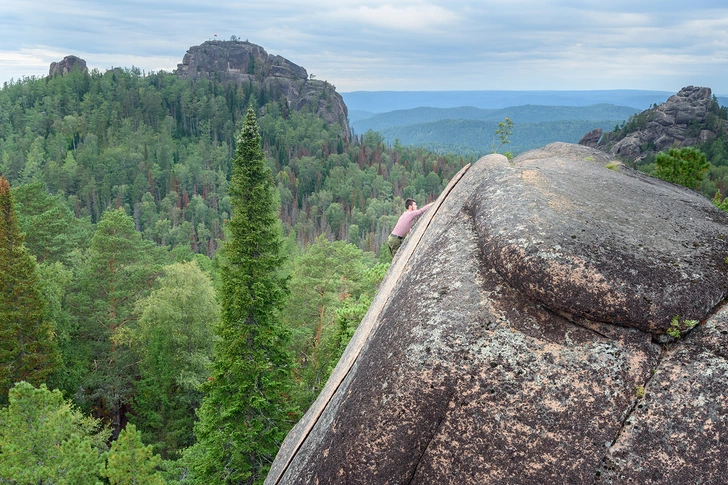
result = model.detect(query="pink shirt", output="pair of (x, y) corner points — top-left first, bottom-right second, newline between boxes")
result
(391, 203), (433, 237)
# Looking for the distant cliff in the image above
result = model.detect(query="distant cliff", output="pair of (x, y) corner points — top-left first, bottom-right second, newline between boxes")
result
(48, 55), (88, 77)
(176, 40), (349, 140)
(580, 86), (728, 160)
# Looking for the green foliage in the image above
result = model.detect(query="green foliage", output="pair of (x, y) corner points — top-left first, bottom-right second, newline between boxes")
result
(12, 181), (93, 263)
(0, 65), (476, 478)
(38, 261), (80, 397)
(0, 69), (469, 257)
(331, 294), (372, 366)
(69, 208), (163, 436)
(103, 423), (166, 485)
(492, 117), (514, 153)
(379, 118), (624, 156)
(613, 110), (656, 139)
(0, 381), (109, 484)
(283, 235), (375, 406)
(713, 189), (728, 212)
(666, 316), (700, 339)
(654, 147), (709, 189)
(121, 261), (218, 459)
(188, 107), (298, 484)
(0, 175), (59, 404)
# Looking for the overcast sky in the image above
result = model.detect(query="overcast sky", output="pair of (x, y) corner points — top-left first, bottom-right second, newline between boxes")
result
(1, 1), (727, 94)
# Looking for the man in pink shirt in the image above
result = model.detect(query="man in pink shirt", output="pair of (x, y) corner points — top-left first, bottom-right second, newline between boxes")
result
(387, 198), (433, 257)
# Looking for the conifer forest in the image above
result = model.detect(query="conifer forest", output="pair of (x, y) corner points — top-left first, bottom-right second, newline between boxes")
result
(4, 65), (728, 484)
(0, 67), (473, 484)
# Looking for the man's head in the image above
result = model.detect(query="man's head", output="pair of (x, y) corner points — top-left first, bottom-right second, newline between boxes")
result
(405, 198), (417, 211)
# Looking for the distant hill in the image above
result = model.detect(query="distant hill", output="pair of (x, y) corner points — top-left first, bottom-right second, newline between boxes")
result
(341, 90), (678, 112)
(343, 90), (728, 157)
(351, 104), (640, 133)
(376, 119), (626, 156)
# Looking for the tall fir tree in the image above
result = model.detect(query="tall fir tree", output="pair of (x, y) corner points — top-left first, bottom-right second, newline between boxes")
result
(188, 107), (298, 484)
(0, 174), (59, 404)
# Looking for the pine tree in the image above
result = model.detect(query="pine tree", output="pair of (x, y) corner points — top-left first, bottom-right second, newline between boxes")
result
(188, 107), (298, 484)
(71, 208), (161, 438)
(0, 381), (109, 484)
(104, 423), (166, 485)
(0, 174), (59, 404)
(654, 146), (710, 189)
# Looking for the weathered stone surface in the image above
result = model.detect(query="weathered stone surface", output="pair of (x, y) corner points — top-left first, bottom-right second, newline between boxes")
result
(474, 143), (728, 335)
(177, 40), (307, 81)
(599, 309), (728, 484)
(578, 128), (603, 148)
(176, 40), (349, 139)
(48, 55), (87, 77)
(267, 143), (728, 485)
(589, 86), (727, 161)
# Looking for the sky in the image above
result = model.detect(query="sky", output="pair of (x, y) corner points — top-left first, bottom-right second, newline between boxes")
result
(1, 0), (727, 94)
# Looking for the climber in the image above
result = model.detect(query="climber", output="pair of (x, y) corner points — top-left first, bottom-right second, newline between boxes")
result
(387, 198), (433, 257)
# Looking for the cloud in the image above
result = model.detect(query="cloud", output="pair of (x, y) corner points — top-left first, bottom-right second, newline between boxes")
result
(1, 0), (728, 93)
(330, 4), (459, 31)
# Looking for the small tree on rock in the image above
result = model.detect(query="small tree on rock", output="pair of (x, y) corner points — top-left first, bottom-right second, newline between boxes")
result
(492, 117), (514, 155)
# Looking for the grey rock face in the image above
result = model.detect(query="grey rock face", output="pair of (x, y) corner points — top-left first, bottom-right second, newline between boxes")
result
(176, 41), (349, 139)
(591, 86), (725, 161)
(177, 41), (307, 81)
(578, 127), (603, 148)
(49, 55), (88, 77)
(267, 143), (728, 485)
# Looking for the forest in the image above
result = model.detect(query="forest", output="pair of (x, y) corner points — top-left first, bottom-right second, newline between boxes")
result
(0, 66), (473, 484)
(2, 64), (728, 484)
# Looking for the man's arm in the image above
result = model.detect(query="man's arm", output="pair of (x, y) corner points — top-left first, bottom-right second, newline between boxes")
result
(411, 202), (433, 217)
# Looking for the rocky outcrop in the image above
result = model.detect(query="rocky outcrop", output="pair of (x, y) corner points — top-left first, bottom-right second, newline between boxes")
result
(267, 143), (728, 485)
(582, 86), (727, 161)
(176, 41), (349, 139)
(48, 55), (88, 77)
(578, 127), (603, 148)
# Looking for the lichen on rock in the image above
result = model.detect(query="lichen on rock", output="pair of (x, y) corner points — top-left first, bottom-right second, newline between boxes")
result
(267, 143), (728, 485)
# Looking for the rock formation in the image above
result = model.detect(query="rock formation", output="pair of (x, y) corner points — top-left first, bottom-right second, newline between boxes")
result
(267, 142), (728, 484)
(176, 40), (349, 140)
(577, 127), (603, 148)
(581, 86), (727, 161)
(48, 55), (88, 77)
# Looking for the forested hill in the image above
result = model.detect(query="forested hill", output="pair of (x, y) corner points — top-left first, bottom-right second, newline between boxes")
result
(350, 104), (641, 129)
(0, 61), (470, 257)
(0, 49), (475, 482)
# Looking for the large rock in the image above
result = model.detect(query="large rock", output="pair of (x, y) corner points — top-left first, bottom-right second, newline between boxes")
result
(48, 55), (87, 77)
(578, 127), (603, 148)
(267, 143), (728, 484)
(176, 40), (349, 139)
(583, 86), (726, 161)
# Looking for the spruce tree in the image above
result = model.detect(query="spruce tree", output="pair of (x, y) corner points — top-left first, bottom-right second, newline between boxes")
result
(188, 107), (298, 484)
(0, 174), (58, 404)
